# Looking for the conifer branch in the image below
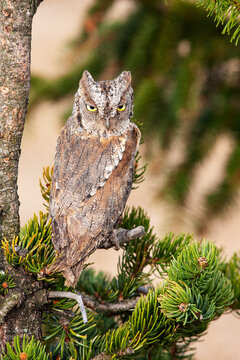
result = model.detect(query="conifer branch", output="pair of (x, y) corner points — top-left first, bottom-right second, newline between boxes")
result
(197, 0), (240, 44)
(49, 291), (140, 317)
(81, 294), (140, 314)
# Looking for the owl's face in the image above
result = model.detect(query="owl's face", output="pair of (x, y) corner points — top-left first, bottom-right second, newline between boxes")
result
(76, 70), (133, 137)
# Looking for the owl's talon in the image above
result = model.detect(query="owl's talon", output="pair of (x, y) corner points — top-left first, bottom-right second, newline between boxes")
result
(101, 225), (145, 250)
(109, 230), (121, 250)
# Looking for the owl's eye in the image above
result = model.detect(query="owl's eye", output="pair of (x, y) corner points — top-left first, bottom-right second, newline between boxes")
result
(117, 104), (126, 112)
(86, 104), (97, 112)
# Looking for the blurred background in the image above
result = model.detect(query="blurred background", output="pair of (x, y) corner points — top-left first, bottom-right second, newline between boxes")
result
(18, 0), (240, 358)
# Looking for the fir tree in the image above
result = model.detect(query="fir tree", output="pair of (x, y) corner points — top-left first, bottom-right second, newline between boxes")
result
(1, 1), (240, 359)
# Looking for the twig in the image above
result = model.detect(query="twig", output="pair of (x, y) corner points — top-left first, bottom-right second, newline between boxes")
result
(91, 353), (111, 360)
(170, 342), (177, 360)
(48, 289), (144, 322)
(81, 293), (140, 314)
(48, 291), (88, 324)
(100, 226), (145, 249)
(49, 290), (141, 317)
(92, 347), (134, 360)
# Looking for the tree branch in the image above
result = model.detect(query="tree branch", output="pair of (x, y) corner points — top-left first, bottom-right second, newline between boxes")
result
(81, 293), (140, 314)
(48, 291), (141, 319)
(92, 347), (134, 360)
(92, 353), (111, 360)
(0, 0), (44, 256)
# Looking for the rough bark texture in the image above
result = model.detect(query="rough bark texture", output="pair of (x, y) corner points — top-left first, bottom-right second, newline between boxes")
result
(0, 267), (48, 352)
(0, 0), (36, 253)
(0, 0), (45, 351)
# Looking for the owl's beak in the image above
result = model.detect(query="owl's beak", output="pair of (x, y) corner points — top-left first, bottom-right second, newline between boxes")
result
(105, 118), (110, 130)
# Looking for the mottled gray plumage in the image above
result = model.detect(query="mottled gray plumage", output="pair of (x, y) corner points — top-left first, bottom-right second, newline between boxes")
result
(49, 70), (141, 287)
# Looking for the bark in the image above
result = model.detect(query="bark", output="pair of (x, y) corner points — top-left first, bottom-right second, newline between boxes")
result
(0, 0), (45, 351)
(0, 267), (48, 352)
(81, 293), (140, 314)
(0, 0), (42, 254)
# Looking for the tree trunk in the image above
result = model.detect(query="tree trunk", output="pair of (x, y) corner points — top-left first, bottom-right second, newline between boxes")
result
(0, 0), (45, 350)
(0, 268), (48, 353)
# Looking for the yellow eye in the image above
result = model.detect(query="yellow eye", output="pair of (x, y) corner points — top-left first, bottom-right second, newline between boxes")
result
(86, 104), (97, 112)
(117, 104), (126, 111)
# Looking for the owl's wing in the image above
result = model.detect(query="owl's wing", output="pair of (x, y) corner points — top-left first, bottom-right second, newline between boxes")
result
(49, 122), (128, 219)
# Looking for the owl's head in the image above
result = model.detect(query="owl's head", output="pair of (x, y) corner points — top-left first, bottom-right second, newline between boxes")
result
(75, 70), (133, 136)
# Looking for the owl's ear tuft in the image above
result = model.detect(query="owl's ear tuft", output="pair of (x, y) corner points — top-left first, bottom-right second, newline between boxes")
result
(115, 71), (132, 89)
(79, 70), (97, 100)
(79, 70), (96, 89)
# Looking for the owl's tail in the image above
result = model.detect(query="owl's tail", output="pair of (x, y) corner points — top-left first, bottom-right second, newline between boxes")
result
(48, 255), (84, 288)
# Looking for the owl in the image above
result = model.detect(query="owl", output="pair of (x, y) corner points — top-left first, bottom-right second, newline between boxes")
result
(49, 70), (141, 287)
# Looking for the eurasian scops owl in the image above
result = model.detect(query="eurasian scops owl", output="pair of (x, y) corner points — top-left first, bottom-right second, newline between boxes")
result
(49, 70), (141, 287)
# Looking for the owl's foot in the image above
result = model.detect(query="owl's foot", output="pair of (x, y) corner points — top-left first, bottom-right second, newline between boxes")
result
(108, 229), (121, 250)
(101, 225), (145, 250)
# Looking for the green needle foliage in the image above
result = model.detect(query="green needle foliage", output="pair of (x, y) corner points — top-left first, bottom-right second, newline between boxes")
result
(221, 251), (240, 314)
(160, 281), (202, 325)
(159, 240), (233, 343)
(0, 272), (15, 295)
(40, 166), (53, 210)
(43, 310), (97, 358)
(2, 335), (50, 360)
(197, 0), (240, 44)
(97, 289), (177, 358)
(2, 212), (58, 282)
